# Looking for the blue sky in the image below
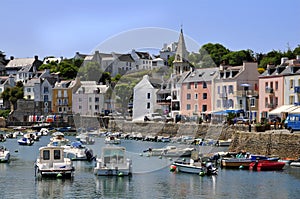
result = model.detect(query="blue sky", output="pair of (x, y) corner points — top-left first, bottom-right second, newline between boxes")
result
(1, 0), (300, 58)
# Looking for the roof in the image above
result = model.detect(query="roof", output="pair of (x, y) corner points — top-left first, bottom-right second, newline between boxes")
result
(135, 51), (152, 60)
(183, 68), (219, 83)
(6, 58), (35, 68)
(268, 105), (298, 115)
(24, 78), (40, 87)
(118, 54), (135, 62)
(76, 81), (109, 94)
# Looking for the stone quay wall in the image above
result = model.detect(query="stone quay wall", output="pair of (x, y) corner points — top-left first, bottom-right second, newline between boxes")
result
(109, 121), (300, 159)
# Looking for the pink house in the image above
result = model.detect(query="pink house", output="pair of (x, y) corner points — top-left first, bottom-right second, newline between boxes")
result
(258, 65), (285, 121)
(181, 68), (218, 119)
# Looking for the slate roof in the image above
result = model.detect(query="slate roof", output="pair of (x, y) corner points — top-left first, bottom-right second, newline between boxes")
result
(183, 68), (219, 83)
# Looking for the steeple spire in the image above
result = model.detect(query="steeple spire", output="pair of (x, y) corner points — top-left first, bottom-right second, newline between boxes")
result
(173, 26), (190, 74)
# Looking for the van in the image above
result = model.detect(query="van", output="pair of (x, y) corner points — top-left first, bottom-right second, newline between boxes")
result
(284, 113), (300, 133)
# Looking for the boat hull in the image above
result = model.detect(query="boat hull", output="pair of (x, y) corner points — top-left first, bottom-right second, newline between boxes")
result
(249, 160), (285, 171)
(94, 168), (132, 176)
(172, 162), (203, 174)
(221, 158), (252, 168)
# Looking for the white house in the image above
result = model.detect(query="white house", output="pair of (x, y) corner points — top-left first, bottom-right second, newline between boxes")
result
(132, 75), (162, 121)
(131, 50), (152, 70)
(72, 81), (109, 116)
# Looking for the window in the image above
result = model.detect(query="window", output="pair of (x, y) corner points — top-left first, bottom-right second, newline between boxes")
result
(79, 98), (82, 102)
(187, 104), (191, 110)
(265, 97), (268, 108)
(223, 86), (227, 94)
(203, 93), (207, 99)
(44, 87), (49, 93)
(250, 98), (255, 107)
(194, 104), (198, 112)
(203, 82), (207, 88)
(195, 93), (198, 100)
(187, 83), (191, 89)
(217, 100), (221, 108)
(187, 93), (191, 100)
(270, 82), (273, 89)
(54, 150), (61, 160)
(89, 97), (92, 102)
(202, 105), (207, 112)
(275, 81), (278, 90)
(44, 95), (48, 102)
(290, 79), (294, 89)
(265, 82), (268, 88)
(95, 97), (99, 102)
(27, 88), (31, 92)
(289, 96), (294, 105)
(64, 90), (67, 97)
(43, 150), (50, 160)
(194, 83), (198, 89)
(89, 105), (92, 110)
(147, 102), (150, 109)
(79, 105), (82, 109)
(95, 105), (99, 110)
(217, 86), (220, 94)
(147, 93), (150, 99)
(275, 97), (278, 106)
(228, 85), (234, 94)
(58, 90), (62, 97)
(58, 107), (62, 112)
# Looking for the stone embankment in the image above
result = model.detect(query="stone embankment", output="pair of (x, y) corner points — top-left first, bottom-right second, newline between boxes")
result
(109, 120), (300, 159)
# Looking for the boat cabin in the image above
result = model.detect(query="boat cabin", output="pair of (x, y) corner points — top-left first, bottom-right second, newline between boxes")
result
(39, 146), (65, 163)
(102, 147), (126, 165)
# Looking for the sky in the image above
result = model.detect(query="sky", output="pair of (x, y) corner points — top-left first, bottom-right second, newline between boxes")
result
(1, 0), (300, 59)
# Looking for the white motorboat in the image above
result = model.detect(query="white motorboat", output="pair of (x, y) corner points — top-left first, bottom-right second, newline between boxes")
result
(39, 128), (49, 136)
(17, 137), (34, 146)
(0, 146), (10, 163)
(290, 160), (300, 167)
(105, 136), (121, 144)
(24, 132), (40, 141)
(35, 145), (75, 178)
(75, 133), (95, 145)
(171, 160), (218, 175)
(94, 146), (132, 176)
(48, 132), (70, 146)
(146, 146), (195, 157)
(64, 141), (95, 161)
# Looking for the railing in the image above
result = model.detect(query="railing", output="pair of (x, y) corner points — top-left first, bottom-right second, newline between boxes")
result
(294, 86), (300, 93)
(234, 90), (259, 97)
(265, 87), (274, 94)
(219, 93), (227, 98)
(157, 99), (171, 104)
(266, 103), (276, 108)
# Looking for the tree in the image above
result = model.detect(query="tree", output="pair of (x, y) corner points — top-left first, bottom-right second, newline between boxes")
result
(114, 83), (133, 114)
(0, 51), (9, 66)
(1, 81), (24, 112)
(222, 50), (254, 66)
(259, 50), (283, 68)
(293, 45), (300, 56)
(200, 43), (230, 66)
(168, 55), (175, 67)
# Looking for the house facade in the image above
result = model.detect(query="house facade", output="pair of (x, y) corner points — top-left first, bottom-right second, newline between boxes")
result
(72, 81), (109, 116)
(180, 68), (219, 119)
(213, 62), (259, 121)
(132, 75), (162, 121)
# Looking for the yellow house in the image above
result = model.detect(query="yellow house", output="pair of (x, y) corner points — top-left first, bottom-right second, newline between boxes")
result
(52, 77), (81, 115)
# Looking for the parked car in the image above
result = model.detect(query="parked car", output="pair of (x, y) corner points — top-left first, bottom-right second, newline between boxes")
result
(144, 113), (163, 122)
(284, 113), (300, 133)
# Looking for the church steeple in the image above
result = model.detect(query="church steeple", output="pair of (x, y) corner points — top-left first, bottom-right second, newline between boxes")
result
(173, 27), (191, 74)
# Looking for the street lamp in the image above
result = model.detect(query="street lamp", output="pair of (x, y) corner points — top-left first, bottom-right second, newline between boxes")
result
(247, 95), (252, 132)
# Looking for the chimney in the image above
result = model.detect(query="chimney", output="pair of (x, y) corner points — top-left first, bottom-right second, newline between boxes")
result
(34, 55), (38, 60)
(281, 57), (288, 65)
(10, 56), (14, 60)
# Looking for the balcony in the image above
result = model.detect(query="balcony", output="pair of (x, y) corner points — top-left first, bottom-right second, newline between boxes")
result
(234, 90), (259, 97)
(265, 87), (274, 94)
(219, 93), (227, 98)
(294, 86), (300, 93)
(157, 99), (171, 105)
(265, 103), (276, 108)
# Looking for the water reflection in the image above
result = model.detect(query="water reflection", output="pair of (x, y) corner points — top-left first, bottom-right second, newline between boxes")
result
(36, 178), (73, 198)
(95, 176), (132, 198)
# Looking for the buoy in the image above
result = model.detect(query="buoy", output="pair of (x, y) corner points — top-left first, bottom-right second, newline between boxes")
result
(159, 156), (162, 159)
(199, 171), (205, 176)
(170, 165), (177, 172)
(169, 158), (172, 161)
(139, 153), (143, 156)
(118, 172), (124, 176)
(57, 173), (62, 178)
(146, 154), (150, 157)
(15, 150), (18, 153)
(239, 165), (244, 169)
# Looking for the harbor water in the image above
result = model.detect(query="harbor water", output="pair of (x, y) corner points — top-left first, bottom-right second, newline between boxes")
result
(1, 135), (300, 199)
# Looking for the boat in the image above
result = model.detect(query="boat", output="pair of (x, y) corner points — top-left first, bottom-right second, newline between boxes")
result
(289, 159), (300, 167)
(39, 128), (49, 136)
(0, 146), (10, 163)
(221, 158), (253, 169)
(171, 160), (218, 175)
(13, 131), (24, 138)
(216, 139), (232, 147)
(64, 141), (95, 161)
(0, 134), (6, 142)
(31, 122), (51, 131)
(35, 145), (75, 178)
(48, 132), (70, 146)
(17, 137), (34, 146)
(24, 132), (40, 141)
(146, 146), (195, 157)
(94, 146), (132, 176)
(249, 160), (286, 171)
(75, 133), (95, 145)
(105, 136), (121, 144)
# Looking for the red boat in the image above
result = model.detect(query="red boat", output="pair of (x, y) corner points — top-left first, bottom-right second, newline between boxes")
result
(249, 160), (285, 171)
